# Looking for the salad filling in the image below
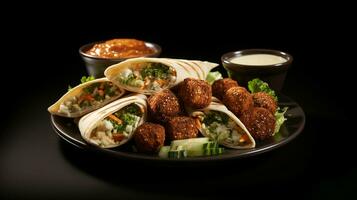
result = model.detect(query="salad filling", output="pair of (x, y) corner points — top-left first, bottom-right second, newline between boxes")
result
(89, 103), (143, 147)
(197, 110), (251, 146)
(59, 81), (121, 116)
(117, 62), (176, 91)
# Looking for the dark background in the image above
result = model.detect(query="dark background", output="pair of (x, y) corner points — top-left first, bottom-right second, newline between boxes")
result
(1, 5), (354, 200)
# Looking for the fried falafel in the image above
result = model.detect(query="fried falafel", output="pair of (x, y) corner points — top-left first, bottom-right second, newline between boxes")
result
(134, 123), (165, 153)
(148, 89), (181, 123)
(222, 86), (253, 117)
(212, 78), (239, 100)
(252, 92), (277, 114)
(166, 116), (198, 140)
(241, 107), (276, 140)
(178, 78), (211, 109)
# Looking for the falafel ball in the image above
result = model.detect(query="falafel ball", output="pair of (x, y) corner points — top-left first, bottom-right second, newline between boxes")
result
(166, 116), (198, 140)
(212, 78), (239, 100)
(178, 78), (211, 109)
(252, 92), (277, 114)
(223, 86), (253, 117)
(134, 123), (165, 153)
(148, 89), (181, 123)
(241, 107), (276, 140)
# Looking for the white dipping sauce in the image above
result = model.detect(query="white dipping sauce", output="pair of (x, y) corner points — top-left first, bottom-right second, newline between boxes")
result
(230, 54), (287, 66)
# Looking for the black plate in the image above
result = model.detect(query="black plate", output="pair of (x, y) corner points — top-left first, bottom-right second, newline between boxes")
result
(50, 94), (305, 162)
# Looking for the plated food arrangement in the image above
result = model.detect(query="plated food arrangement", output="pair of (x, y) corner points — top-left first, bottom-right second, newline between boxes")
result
(49, 39), (303, 160)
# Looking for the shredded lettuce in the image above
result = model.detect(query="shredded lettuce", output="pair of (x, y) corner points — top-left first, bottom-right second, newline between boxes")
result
(206, 71), (223, 85)
(248, 78), (277, 101)
(274, 107), (288, 134)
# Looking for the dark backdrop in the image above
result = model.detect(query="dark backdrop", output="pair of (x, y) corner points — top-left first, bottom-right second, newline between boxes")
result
(1, 5), (354, 200)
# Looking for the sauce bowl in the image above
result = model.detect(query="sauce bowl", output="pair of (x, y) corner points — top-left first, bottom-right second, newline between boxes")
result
(221, 49), (293, 91)
(79, 39), (161, 78)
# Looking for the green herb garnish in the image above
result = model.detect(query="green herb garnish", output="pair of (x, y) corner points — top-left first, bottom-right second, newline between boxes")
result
(81, 76), (95, 83)
(67, 76), (95, 91)
(274, 107), (288, 134)
(248, 78), (278, 101)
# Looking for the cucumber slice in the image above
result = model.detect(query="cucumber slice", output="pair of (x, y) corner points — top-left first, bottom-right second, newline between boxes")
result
(185, 142), (216, 157)
(168, 145), (187, 158)
(170, 137), (210, 149)
(185, 147), (205, 157)
(161, 137), (224, 159)
(204, 147), (225, 155)
(203, 142), (219, 149)
(168, 149), (187, 158)
(187, 147), (224, 157)
(158, 146), (171, 158)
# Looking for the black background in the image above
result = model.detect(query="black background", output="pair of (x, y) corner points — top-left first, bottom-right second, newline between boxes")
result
(1, 5), (354, 200)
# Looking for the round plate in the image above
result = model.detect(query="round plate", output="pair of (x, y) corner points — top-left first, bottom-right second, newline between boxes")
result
(50, 94), (305, 162)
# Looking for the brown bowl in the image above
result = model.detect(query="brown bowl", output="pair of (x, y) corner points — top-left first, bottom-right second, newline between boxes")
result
(79, 41), (161, 78)
(221, 49), (293, 91)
